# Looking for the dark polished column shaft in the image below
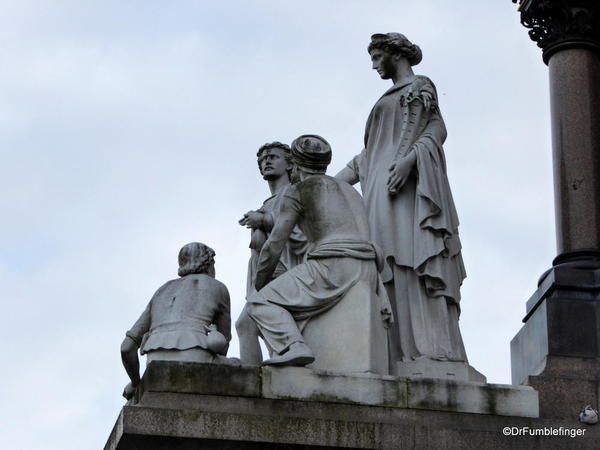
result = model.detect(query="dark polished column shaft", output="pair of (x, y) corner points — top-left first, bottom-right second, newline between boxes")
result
(549, 49), (600, 252)
(513, 0), (600, 255)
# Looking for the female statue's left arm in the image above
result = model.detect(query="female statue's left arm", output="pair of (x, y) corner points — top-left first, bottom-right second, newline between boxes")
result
(387, 79), (446, 194)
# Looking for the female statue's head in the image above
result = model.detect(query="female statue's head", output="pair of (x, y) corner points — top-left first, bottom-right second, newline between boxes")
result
(367, 33), (422, 67)
(178, 242), (216, 277)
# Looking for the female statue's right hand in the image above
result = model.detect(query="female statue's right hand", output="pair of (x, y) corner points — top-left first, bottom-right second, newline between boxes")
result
(387, 156), (415, 194)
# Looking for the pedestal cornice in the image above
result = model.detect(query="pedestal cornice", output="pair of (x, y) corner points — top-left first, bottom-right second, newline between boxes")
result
(512, 0), (600, 63)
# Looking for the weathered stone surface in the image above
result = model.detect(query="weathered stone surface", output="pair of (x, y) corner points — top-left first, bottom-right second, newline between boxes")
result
(106, 360), (554, 449)
(141, 360), (261, 398)
(137, 361), (535, 416)
(262, 366), (403, 407)
(106, 392), (599, 449)
(109, 404), (382, 449)
(303, 281), (388, 375)
(394, 359), (486, 383)
(407, 378), (538, 417)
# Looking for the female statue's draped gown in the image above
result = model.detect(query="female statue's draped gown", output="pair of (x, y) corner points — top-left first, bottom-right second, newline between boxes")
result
(344, 75), (467, 365)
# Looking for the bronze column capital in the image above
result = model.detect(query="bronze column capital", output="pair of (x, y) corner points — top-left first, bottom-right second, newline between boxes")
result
(513, 0), (600, 64)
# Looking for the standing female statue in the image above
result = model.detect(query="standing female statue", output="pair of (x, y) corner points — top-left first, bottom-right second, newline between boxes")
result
(336, 33), (468, 373)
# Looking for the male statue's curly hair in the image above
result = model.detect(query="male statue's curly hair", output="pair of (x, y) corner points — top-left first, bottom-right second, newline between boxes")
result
(368, 33), (423, 66)
(256, 141), (292, 177)
(178, 242), (216, 276)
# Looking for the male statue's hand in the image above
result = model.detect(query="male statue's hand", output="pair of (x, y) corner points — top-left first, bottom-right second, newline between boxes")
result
(122, 382), (136, 400)
(387, 154), (415, 195)
(240, 211), (264, 229)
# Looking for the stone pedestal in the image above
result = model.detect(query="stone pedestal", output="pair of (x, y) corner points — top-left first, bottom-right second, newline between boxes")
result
(303, 281), (388, 374)
(511, 251), (600, 419)
(104, 361), (600, 450)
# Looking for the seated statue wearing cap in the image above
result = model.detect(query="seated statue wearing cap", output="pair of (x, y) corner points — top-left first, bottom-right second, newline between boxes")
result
(120, 242), (232, 399)
(247, 135), (393, 367)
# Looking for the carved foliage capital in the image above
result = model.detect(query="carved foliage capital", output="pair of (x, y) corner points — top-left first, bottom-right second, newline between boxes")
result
(512, 0), (600, 63)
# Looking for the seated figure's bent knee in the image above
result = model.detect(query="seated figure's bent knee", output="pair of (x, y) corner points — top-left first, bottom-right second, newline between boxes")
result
(246, 292), (264, 311)
(235, 310), (257, 335)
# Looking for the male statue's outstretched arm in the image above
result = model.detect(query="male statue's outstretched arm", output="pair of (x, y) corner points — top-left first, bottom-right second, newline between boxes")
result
(255, 199), (299, 291)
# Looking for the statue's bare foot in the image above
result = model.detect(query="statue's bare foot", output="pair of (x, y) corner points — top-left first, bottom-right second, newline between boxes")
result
(262, 342), (314, 367)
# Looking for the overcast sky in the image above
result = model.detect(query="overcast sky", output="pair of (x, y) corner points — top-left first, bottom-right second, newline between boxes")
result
(0, 1), (555, 449)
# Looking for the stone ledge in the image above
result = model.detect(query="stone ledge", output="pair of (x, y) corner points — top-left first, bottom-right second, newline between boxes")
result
(142, 361), (260, 398)
(106, 395), (599, 450)
(138, 361), (538, 417)
(111, 404), (381, 449)
(407, 378), (538, 417)
(262, 366), (404, 407)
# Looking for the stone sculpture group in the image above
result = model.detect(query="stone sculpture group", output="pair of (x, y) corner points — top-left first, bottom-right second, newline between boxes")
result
(120, 32), (479, 398)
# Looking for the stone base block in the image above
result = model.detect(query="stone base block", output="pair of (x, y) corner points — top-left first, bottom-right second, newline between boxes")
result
(510, 254), (600, 419)
(394, 359), (487, 383)
(407, 378), (538, 417)
(303, 280), (388, 374)
(105, 361), (600, 450)
(524, 356), (600, 420)
(261, 366), (402, 407)
(260, 365), (535, 416)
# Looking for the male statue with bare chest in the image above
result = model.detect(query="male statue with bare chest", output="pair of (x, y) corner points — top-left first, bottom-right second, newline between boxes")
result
(236, 142), (306, 364)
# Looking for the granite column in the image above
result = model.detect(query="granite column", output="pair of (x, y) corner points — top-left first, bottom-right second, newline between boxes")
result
(510, 0), (600, 419)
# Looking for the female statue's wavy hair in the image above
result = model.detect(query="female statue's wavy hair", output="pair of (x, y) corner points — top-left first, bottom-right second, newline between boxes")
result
(256, 141), (292, 177)
(368, 33), (422, 66)
(178, 242), (216, 276)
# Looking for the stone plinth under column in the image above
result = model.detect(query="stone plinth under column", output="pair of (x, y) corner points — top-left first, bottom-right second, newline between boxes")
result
(511, 252), (600, 419)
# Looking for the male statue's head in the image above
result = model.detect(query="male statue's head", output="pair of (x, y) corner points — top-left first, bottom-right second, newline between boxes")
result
(367, 33), (422, 80)
(256, 142), (293, 181)
(289, 135), (332, 183)
(178, 242), (216, 278)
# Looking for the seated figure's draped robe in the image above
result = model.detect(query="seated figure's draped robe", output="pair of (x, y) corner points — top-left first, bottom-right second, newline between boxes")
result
(248, 176), (392, 355)
(346, 75), (467, 363)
